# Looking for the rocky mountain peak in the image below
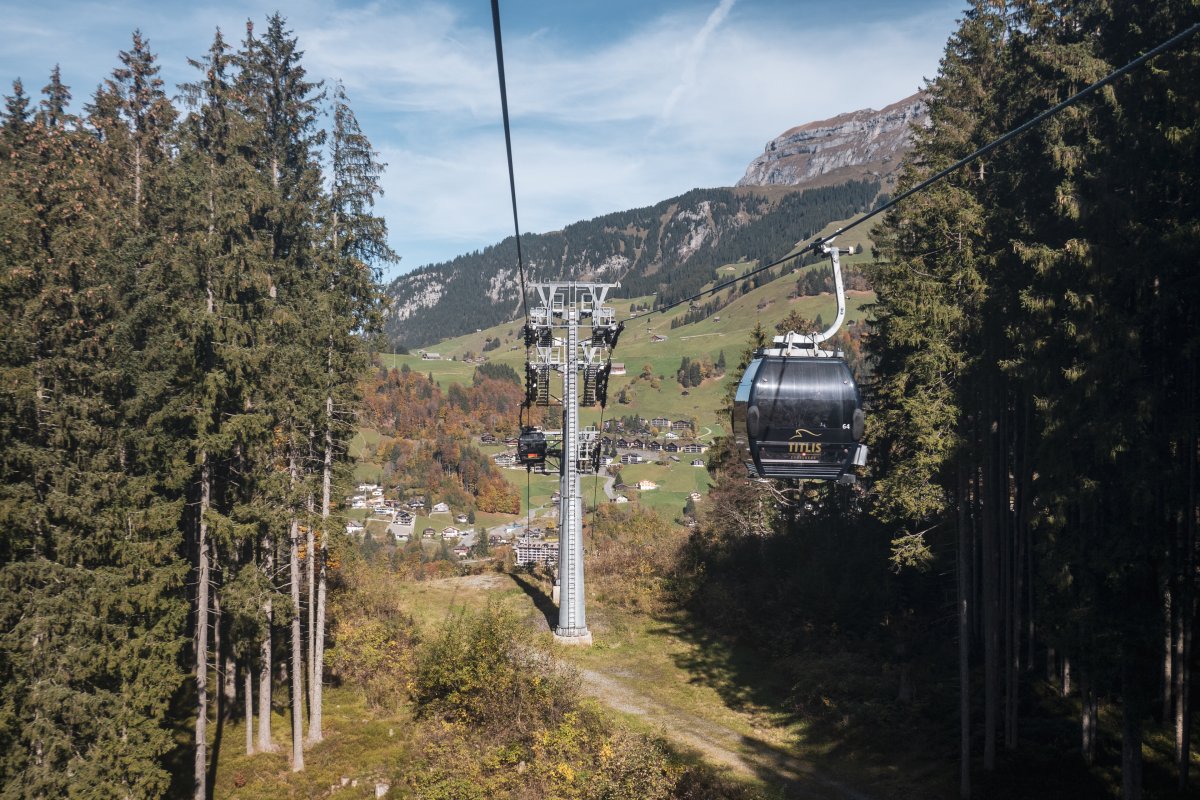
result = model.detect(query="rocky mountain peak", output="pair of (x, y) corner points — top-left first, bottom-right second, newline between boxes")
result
(737, 92), (927, 189)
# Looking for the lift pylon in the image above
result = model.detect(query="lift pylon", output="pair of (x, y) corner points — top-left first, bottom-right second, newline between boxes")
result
(525, 282), (620, 646)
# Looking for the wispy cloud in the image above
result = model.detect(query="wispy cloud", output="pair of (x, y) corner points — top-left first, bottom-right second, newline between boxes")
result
(658, 0), (737, 127)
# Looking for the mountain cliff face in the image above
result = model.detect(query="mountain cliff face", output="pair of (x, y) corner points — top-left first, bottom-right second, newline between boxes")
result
(737, 93), (927, 189)
(385, 95), (923, 349)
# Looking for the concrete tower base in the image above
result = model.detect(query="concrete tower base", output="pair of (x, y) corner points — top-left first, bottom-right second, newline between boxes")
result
(553, 630), (593, 647)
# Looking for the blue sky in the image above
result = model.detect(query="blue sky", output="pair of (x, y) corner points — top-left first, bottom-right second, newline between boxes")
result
(1, 0), (964, 279)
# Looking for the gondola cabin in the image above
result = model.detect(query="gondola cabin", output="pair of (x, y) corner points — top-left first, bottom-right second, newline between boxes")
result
(733, 354), (867, 482)
(517, 427), (548, 468)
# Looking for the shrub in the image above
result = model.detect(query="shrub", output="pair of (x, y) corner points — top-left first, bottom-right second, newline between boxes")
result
(412, 603), (579, 737)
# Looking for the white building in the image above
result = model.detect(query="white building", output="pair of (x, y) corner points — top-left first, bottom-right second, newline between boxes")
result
(514, 538), (559, 567)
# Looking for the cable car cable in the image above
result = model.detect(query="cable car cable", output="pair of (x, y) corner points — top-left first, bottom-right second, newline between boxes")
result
(632, 19), (1200, 322)
(490, 0), (530, 322)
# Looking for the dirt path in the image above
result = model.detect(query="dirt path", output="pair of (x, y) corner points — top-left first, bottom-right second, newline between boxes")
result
(576, 667), (872, 800)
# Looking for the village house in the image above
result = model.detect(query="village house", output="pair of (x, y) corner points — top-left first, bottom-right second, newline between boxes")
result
(395, 510), (415, 525)
(647, 440), (663, 452)
(441, 526), (461, 539)
(494, 452), (518, 467)
(609, 363), (626, 376)
(682, 443), (708, 454)
(688, 492), (703, 501)
(635, 480), (658, 491)
(630, 438), (646, 450)
(345, 519), (365, 536)
(455, 513), (469, 524)
(692, 459), (706, 467)
(612, 495), (629, 504)
(664, 442), (679, 453)
(672, 419), (694, 432)
(420, 351), (441, 360)
(452, 545), (470, 558)
(620, 453), (642, 465)
(650, 417), (670, 429)
(615, 438), (630, 448)
(480, 432), (497, 444)
(431, 502), (450, 514)
(422, 527), (436, 539)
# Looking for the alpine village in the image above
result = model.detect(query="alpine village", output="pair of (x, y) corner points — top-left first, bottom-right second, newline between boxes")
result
(1, 2), (1198, 799)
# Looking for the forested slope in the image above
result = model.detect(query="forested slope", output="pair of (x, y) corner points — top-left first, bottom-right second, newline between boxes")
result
(383, 180), (881, 348)
(0, 17), (390, 797)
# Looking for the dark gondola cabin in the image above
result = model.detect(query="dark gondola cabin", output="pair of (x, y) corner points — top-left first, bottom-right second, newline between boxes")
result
(517, 427), (548, 468)
(733, 355), (866, 481)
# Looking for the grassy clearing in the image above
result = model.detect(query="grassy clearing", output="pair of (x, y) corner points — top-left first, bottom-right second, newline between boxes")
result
(212, 686), (414, 800)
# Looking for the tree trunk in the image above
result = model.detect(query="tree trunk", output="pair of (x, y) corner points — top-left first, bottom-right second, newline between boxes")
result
(981, 411), (1000, 771)
(1081, 670), (1097, 766)
(958, 459), (971, 799)
(194, 458), (211, 800)
(244, 667), (254, 756)
(1164, 583), (1175, 723)
(1177, 432), (1196, 791)
(257, 535), (275, 754)
(1122, 682), (1144, 800)
(306, 491), (315, 720)
(1063, 656), (1071, 697)
(289, 455), (305, 771)
(308, 401), (333, 745)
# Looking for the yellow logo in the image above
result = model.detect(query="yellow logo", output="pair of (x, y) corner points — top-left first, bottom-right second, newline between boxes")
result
(790, 428), (818, 440)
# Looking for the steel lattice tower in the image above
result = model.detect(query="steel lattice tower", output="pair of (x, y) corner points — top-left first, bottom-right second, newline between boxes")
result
(526, 282), (621, 646)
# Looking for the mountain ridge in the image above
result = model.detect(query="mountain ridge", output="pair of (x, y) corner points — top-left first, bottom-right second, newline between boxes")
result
(384, 95), (925, 349)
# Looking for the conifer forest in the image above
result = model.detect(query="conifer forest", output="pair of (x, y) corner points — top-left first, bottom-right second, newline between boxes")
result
(2, 2), (1200, 800)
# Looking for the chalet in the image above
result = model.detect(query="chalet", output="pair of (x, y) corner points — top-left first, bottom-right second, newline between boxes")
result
(422, 527), (436, 539)
(620, 453), (642, 465)
(613, 495), (629, 504)
(452, 545), (470, 558)
(615, 438), (630, 449)
(647, 440), (663, 452)
(455, 514), (469, 524)
(504, 437), (519, 446)
(407, 499), (426, 510)
(650, 417), (670, 429)
(635, 480), (658, 491)
(682, 443), (708, 454)
(357, 483), (379, 492)
(431, 502), (450, 514)
(494, 452), (517, 467)
(672, 419), (695, 432)
(395, 511), (415, 525)
(609, 363), (626, 376)
(350, 496), (367, 509)
(420, 352), (441, 360)
(480, 433), (497, 444)
(441, 526), (462, 539)
(664, 442), (679, 453)
(515, 538), (559, 567)
(345, 519), (365, 536)
(663, 431), (679, 439)
(394, 532), (411, 543)
(688, 492), (703, 501)
(691, 459), (706, 467)
(630, 439), (646, 450)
